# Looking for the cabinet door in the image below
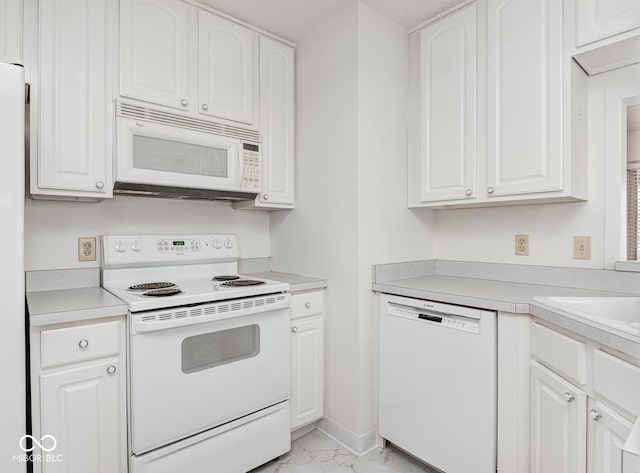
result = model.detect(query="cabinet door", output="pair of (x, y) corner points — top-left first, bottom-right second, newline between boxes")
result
(531, 361), (587, 473)
(198, 10), (256, 125)
(257, 36), (295, 207)
(576, 0), (640, 46)
(36, 0), (113, 197)
(39, 359), (124, 473)
(290, 316), (323, 430)
(0, 0), (22, 64)
(486, 0), (563, 197)
(120, 0), (191, 111)
(416, 3), (477, 203)
(587, 399), (633, 473)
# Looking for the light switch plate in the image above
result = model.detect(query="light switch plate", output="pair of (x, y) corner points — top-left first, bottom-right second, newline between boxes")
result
(574, 236), (591, 260)
(515, 234), (529, 256)
(78, 237), (96, 262)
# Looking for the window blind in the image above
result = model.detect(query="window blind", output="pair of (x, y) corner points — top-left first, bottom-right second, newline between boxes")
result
(628, 167), (640, 260)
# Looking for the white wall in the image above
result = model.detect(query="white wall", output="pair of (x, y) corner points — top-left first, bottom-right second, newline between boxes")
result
(434, 64), (640, 269)
(270, 2), (434, 448)
(630, 130), (640, 162)
(24, 196), (270, 270)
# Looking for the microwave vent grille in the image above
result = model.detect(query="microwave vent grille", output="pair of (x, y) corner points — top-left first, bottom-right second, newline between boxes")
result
(117, 102), (261, 143)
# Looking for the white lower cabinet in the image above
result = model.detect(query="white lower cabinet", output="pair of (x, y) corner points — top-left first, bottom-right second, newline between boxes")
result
(587, 399), (633, 473)
(531, 361), (587, 473)
(290, 289), (324, 430)
(30, 318), (127, 473)
(529, 322), (639, 473)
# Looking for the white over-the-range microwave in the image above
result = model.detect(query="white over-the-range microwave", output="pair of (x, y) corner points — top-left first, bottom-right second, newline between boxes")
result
(114, 101), (261, 201)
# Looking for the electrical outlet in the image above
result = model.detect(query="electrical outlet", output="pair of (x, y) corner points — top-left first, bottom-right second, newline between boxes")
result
(574, 236), (591, 260)
(78, 237), (96, 262)
(515, 234), (529, 256)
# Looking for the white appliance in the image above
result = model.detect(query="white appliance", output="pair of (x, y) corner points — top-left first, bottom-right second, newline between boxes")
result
(0, 63), (26, 473)
(379, 294), (497, 473)
(101, 234), (291, 473)
(114, 101), (261, 201)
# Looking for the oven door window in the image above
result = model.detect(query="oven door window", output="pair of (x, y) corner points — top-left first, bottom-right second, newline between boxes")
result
(133, 135), (229, 178)
(181, 325), (260, 374)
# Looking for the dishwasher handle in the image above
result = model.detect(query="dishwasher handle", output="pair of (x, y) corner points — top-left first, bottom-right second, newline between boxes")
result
(387, 303), (481, 334)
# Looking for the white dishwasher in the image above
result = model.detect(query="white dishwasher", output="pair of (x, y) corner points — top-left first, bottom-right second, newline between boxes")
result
(379, 293), (497, 473)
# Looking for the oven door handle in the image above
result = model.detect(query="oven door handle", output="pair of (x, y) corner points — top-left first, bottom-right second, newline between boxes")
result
(131, 296), (290, 334)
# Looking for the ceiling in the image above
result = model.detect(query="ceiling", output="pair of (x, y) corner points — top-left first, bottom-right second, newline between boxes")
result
(629, 104), (640, 132)
(197, 0), (461, 42)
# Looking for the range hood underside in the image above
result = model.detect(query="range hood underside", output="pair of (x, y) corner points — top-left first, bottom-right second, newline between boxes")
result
(113, 182), (259, 201)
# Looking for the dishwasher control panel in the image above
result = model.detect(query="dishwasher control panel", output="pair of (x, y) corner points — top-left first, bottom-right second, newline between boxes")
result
(388, 305), (480, 334)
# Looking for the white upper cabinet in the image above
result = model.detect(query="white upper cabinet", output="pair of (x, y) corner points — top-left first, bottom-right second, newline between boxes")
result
(409, 0), (588, 209)
(486, 0), (563, 197)
(257, 35), (295, 207)
(198, 10), (257, 125)
(408, 3), (477, 205)
(119, 0), (191, 111)
(576, 0), (640, 46)
(0, 0), (22, 64)
(32, 0), (114, 199)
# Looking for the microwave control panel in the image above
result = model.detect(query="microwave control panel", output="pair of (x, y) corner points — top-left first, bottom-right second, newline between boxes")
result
(241, 143), (260, 191)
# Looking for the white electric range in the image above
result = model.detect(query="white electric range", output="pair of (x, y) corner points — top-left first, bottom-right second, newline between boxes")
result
(101, 234), (291, 473)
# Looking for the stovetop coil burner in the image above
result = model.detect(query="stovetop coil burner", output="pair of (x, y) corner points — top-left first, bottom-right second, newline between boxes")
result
(129, 282), (176, 291)
(212, 275), (241, 281)
(142, 288), (184, 297)
(220, 279), (266, 287)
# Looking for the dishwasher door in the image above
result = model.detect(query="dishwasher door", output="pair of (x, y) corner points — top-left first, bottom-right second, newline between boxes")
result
(379, 293), (497, 473)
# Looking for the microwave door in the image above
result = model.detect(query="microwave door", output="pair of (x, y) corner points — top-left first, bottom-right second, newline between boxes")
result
(116, 118), (242, 191)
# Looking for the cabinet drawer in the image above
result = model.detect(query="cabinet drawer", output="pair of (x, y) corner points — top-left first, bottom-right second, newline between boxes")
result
(592, 349), (640, 417)
(41, 321), (121, 368)
(291, 290), (324, 320)
(531, 323), (587, 385)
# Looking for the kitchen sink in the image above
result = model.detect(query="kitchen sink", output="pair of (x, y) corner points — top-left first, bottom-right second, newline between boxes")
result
(532, 296), (640, 335)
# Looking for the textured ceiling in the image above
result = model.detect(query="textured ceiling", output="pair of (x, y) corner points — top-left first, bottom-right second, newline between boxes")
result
(629, 104), (640, 132)
(197, 0), (460, 42)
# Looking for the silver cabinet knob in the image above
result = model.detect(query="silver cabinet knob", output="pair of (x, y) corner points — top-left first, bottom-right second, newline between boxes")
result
(78, 339), (89, 349)
(465, 189), (472, 196)
(590, 409), (602, 421)
(291, 326), (298, 333)
(564, 392), (575, 403)
(305, 302), (311, 308)
(201, 104), (209, 111)
(487, 187), (494, 194)
(96, 181), (104, 189)
(181, 99), (188, 107)
(263, 194), (269, 201)
(106, 365), (117, 375)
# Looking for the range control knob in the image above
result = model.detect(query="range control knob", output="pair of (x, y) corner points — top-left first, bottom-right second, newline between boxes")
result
(131, 240), (144, 252)
(114, 240), (128, 253)
(224, 239), (233, 249)
(212, 239), (222, 249)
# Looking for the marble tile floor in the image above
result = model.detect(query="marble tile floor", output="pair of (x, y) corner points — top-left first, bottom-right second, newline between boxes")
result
(251, 429), (440, 473)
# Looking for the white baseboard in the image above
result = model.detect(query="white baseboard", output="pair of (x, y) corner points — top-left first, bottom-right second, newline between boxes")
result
(317, 416), (377, 455)
(291, 422), (319, 441)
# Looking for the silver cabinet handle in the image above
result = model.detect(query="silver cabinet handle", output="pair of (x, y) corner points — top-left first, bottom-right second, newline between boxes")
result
(96, 181), (104, 189)
(263, 194), (269, 201)
(78, 339), (89, 349)
(181, 99), (188, 107)
(564, 392), (575, 403)
(590, 409), (602, 421)
(201, 104), (209, 111)
(305, 302), (311, 308)
(465, 189), (472, 196)
(487, 187), (494, 194)
(291, 326), (298, 333)
(106, 365), (117, 375)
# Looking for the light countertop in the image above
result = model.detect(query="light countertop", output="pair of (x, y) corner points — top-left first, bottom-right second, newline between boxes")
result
(27, 287), (128, 327)
(248, 271), (328, 292)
